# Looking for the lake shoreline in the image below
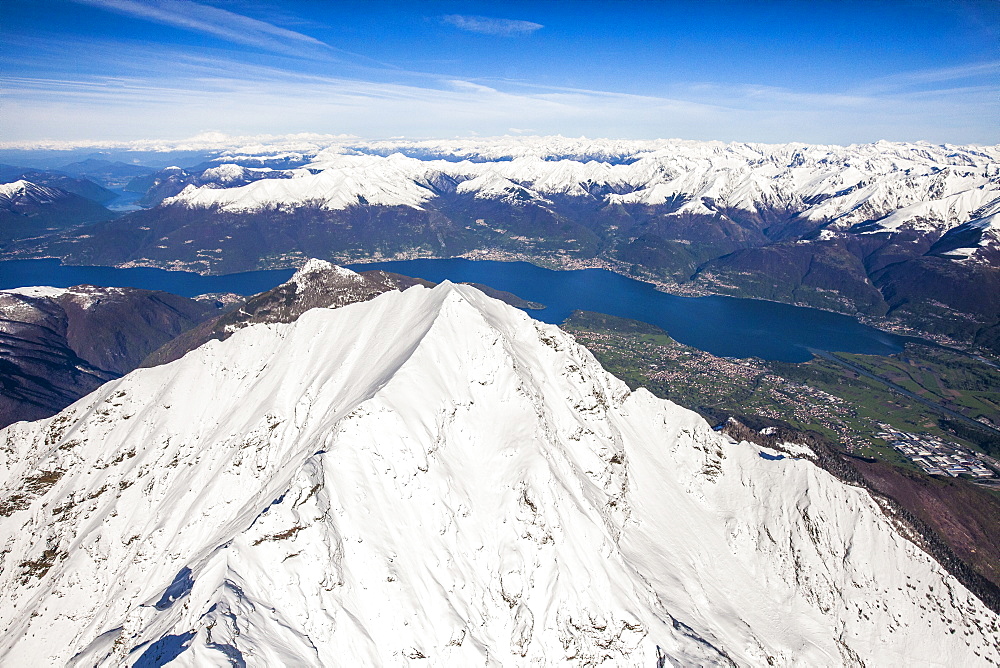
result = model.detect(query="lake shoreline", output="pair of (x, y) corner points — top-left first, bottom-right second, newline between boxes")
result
(0, 253), (975, 360)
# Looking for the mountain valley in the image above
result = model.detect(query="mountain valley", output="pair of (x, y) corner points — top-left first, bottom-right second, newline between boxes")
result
(6, 137), (998, 353)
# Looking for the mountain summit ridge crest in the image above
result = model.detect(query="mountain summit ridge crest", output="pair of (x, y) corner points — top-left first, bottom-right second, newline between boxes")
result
(0, 282), (997, 666)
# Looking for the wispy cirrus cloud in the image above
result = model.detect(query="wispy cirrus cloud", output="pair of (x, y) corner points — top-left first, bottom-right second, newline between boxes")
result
(442, 14), (543, 36)
(8, 58), (993, 147)
(859, 60), (1000, 94)
(2, 33), (996, 145)
(69, 0), (333, 57)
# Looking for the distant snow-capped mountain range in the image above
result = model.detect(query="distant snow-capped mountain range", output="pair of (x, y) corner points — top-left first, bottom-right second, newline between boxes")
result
(157, 139), (1000, 257)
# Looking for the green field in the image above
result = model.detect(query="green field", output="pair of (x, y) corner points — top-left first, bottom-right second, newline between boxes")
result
(841, 347), (1000, 411)
(563, 310), (1000, 462)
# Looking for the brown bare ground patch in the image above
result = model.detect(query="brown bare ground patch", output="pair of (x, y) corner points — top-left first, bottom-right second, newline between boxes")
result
(19, 547), (63, 584)
(23, 470), (64, 495)
(252, 525), (305, 546)
(851, 458), (1000, 590)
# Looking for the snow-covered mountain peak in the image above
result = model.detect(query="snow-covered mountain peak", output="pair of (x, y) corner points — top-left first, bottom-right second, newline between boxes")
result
(288, 258), (359, 294)
(1, 285), (71, 300)
(198, 163), (268, 185)
(0, 179), (63, 204)
(1, 282), (997, 666)
(166, 153), (441, 211)
(291, 257), (348, 279)
(0, 179), (32, 197)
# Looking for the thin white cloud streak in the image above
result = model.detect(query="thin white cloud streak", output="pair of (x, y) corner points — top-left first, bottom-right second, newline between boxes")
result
(3, 27), (506, 93)
(0, 131), (359, 152)
(858, 60), (1000, 93)
(69, 0), (333, 57)
(0, 72), (722, 141)
(441, 15), (543, 36)
(3, 34), (997, 145)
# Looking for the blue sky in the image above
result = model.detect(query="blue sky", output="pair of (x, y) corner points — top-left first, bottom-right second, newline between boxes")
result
(2, 0), (998, 145)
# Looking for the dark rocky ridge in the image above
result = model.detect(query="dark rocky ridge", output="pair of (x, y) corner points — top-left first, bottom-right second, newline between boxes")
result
(0, 286), (219, 428)
(0, 181), (116, 245)
(142, 261), (544, 367)
(462, 283), (545, 310)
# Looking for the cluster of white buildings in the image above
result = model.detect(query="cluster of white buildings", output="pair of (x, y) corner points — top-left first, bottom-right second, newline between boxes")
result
(877, 424), (996, 478)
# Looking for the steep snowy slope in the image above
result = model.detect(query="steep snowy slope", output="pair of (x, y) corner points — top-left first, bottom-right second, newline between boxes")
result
(143, 259), (536, 369)
(141, 259), (427, 367)
(1, 283), (997, 666)
(0, 179), (65, 204)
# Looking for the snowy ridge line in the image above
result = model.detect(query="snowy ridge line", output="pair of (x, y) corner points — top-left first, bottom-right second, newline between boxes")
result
(0, 179), (65, 204)
(0, 282), (997, 666)
(147, 138), (1000, 247)
(9, 134), (995, 250)
(1, 285), (72, 300)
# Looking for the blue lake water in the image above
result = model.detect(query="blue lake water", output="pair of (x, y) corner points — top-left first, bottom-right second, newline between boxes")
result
(0, 257), (915, 362)
(348, 258), (915, 362)
(106, 190), (146, 212)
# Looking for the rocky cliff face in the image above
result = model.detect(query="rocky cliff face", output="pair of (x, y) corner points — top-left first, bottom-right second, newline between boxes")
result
(1, 282), (996, 666)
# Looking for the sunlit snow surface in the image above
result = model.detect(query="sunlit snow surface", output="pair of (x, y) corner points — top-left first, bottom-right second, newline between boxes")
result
(157, 138), (1000, 263)
(0, 283), (997, 666)
(0, 179), (63, 204)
